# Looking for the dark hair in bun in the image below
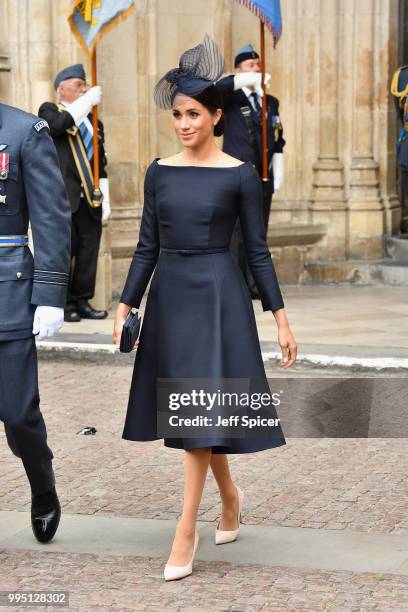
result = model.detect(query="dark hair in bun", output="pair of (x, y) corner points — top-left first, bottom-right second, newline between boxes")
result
(191, 84), (225, 137)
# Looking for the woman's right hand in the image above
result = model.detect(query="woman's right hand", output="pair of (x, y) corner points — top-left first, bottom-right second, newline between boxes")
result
(113, 302), (132, 347)
(273, 308), (297, 368)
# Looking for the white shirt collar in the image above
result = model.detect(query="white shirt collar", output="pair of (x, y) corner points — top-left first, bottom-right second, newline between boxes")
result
(242, 86), (257, 100)
(242, 87), (260, 112)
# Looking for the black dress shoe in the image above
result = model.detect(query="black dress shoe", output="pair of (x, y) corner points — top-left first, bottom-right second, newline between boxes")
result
(64, 310), (81, 323)
(31, 488), (61, 544)
(77, 303), (108, 320)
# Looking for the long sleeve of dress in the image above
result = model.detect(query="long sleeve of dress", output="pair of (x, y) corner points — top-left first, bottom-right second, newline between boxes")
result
(120, 162), (160, 307)
(238, 162), (284, 312)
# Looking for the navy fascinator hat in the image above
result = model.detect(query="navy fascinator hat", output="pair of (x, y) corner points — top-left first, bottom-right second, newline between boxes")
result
(153, 34), (225, 109)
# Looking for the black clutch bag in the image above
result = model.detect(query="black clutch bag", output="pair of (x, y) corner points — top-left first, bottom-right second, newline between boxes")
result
(119, 310), (141, 353)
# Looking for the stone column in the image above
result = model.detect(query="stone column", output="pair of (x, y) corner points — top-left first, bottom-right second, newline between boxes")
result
(3, 0), (29, 109)
(310, 0), (346, 261)
(27, 0), (54, 113)
(51, 0), (78, 74)
(95, 2), (155, 298)
(214, 0), (233, 71)
(136, 0), (158, 187)
(0, 0), (12, 103)
(373, 0), (400, 235)
(347, 0), (383, 259)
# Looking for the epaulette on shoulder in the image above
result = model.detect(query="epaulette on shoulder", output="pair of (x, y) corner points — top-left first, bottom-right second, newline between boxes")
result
(32, 119), (49, 133)
(391, 65), (408, 98)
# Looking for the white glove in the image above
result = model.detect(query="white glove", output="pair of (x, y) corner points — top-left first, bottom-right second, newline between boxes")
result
(270, 153), (284, 191)
(100, 177), (111, 223)
(234, 72), (270, 92)
(234, 72), (261, 91)
(256, 73), (271, 97)
(32, 306), (64, 340)
(87, 85), (102, 106)
(66, 86), (102, 126)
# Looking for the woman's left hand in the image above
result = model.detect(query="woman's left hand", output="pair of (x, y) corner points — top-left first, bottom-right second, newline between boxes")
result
(113, 302), (132, 347)
(278, 324), (297, 368)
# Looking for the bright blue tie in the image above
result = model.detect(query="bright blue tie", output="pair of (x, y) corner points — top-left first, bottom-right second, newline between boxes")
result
(79, 121), (94, 160)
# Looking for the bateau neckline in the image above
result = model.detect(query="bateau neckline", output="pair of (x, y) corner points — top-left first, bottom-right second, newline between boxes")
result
(154, 158), (248, 169)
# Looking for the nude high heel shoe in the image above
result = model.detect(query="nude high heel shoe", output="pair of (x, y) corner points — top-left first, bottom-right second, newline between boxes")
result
(215, 485), (244, 545)
(164, 531), (199, 581)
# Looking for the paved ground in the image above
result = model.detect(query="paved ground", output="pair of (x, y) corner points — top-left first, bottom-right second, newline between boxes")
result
(2, 548), (408, 611)
(39, 285), (408, 373)
(0, 362), (407, 535)
(0, 361), (407, 610)
(61, 284), (408, 350)
(0, 285), (407, 610)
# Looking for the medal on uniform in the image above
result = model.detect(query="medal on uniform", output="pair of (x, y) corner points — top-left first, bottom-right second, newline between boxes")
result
(0, 151), (9, 180)
(271, 115), (281, 143)
(0, 149), (8, 205)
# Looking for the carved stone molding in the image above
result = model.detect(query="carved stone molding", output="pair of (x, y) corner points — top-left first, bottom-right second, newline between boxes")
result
(311, 0), (345, 211)
(0, 54), (11, 72)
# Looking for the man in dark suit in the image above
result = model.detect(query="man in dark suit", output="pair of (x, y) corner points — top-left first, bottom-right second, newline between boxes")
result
(217, 44), (285, 297)
(0, 101), (71, 542)
(39, 64), (110, 322)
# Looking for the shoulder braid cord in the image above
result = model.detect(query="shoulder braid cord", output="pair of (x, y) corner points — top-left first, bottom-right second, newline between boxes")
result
(57, 103), (101, 208)
(391, 66), (408, 130)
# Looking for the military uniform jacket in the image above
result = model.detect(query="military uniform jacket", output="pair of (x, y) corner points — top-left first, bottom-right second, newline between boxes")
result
(0, 103), (71, 341)
(38, 102), (108, 218)
(217, 75), (285, 190)
(393, 66), (408, 174)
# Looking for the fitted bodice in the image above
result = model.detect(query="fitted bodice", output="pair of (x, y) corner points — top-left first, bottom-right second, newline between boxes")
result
(121, 157), (284, 313)
(153, 159), (246, 250)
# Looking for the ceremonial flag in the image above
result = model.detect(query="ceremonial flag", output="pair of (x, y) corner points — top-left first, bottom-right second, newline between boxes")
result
(233, 0), (282, 179)
(235, 0), (282, 47)
(68, 0), (138, 58)
(67, 0), (141, 198)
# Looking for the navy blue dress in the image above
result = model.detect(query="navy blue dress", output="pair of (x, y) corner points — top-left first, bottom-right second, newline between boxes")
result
(120, 158), (286, 453)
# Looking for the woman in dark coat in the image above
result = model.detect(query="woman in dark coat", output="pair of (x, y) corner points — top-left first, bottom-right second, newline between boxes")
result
(113, 36), (297, 581)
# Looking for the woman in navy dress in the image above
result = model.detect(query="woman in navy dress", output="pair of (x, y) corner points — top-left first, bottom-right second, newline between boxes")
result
(113, 36), (297, 581)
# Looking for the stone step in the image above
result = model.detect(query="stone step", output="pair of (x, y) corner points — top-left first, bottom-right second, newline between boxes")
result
(369, 260), (408, 285)
(304, 259), (408, 285)
(385, 234), (408, 261)
(267, 222), (327, 248)
(2, 510), (408, 575)
(111, 236), (137, 259)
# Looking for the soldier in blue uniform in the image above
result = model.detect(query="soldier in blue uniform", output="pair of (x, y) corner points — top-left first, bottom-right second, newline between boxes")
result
(0, 102), (71, 542)
(217, 44), (285, 297)
(391, 64), (408, 233)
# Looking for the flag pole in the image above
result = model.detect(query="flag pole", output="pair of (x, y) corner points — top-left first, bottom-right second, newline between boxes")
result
(91, 46), (100, 199)
(260, 20), (268, 181)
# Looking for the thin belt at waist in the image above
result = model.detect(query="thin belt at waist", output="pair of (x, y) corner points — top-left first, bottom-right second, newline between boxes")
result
(0, 235), (29, 247)
(160, 246), (229, 255)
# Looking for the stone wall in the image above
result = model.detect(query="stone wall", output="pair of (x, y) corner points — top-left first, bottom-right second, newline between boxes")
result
(0, 0), (402, 295)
